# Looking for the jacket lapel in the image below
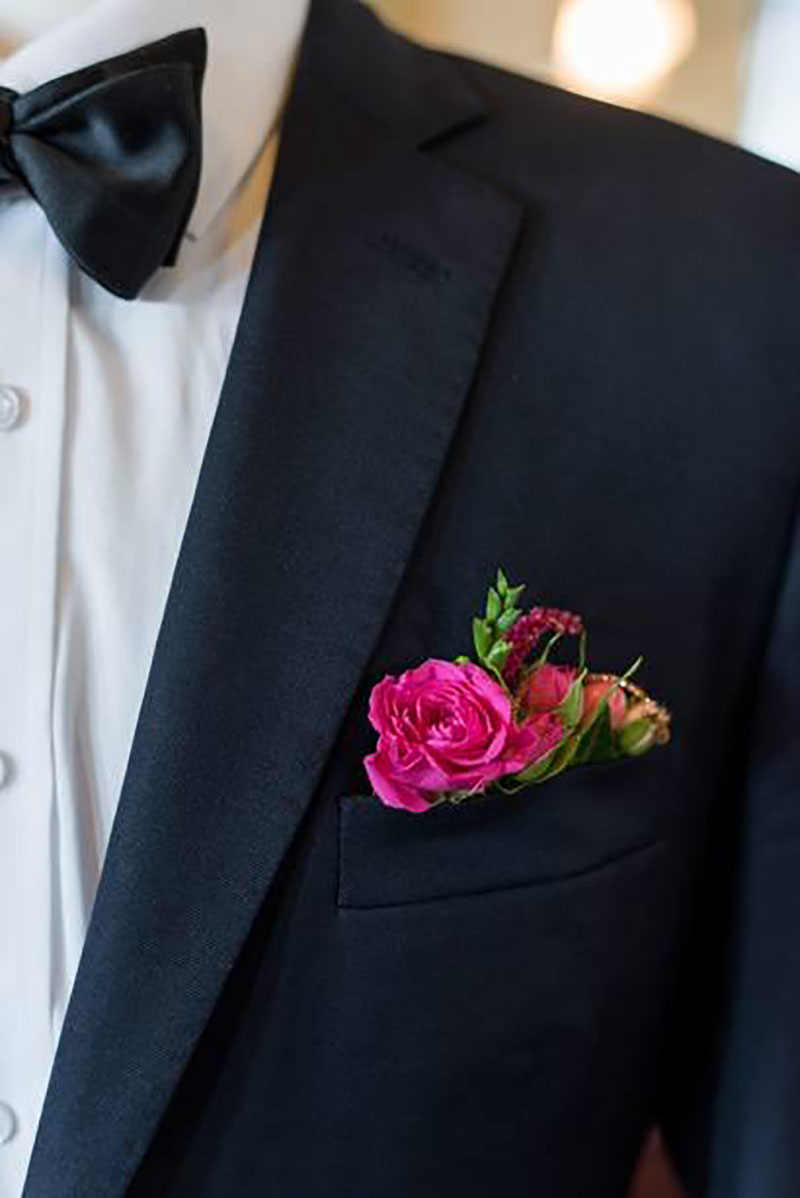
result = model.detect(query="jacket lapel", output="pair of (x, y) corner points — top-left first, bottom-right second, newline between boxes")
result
(24, 2), (522, 1193)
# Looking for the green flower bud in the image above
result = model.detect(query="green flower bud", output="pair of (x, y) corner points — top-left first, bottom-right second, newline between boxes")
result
(619, 717), (655, 756)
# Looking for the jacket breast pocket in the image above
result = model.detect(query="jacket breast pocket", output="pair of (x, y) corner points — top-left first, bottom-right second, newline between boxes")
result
(336, 755), (671, 909)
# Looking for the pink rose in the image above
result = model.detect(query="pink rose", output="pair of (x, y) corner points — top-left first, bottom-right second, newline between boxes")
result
(581, 676), (627, 731)
(520, 663), (578, 714)
(364, 659), (563, 812)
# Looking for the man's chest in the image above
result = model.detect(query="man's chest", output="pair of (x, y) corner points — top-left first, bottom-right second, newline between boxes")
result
(0, 192), (255, 1194)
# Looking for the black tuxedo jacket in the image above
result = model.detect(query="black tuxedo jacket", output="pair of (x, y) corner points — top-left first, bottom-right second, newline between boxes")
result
(22, 1), (800, 1195)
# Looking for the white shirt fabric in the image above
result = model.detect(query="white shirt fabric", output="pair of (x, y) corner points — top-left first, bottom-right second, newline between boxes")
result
(0, 0), (311, 1190)
(740, 0), (800, 171)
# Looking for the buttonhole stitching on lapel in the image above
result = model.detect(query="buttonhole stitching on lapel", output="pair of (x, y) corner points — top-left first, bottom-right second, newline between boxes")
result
(370, 232), (451, 283)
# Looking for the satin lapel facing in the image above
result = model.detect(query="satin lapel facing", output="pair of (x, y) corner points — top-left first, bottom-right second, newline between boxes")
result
(23, 2), (523, 1193)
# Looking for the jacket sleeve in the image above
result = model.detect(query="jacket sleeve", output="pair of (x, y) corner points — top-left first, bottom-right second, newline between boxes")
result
(662, 493), (800, 1197)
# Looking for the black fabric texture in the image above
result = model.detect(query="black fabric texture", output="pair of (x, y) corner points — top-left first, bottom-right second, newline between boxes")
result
(19, 0), (800, 1194)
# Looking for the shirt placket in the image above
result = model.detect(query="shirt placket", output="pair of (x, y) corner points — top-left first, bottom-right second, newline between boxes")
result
(0, 200), (70, 1193)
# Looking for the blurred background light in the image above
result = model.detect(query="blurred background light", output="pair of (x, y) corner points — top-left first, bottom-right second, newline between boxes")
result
(552, 0), (699, 99)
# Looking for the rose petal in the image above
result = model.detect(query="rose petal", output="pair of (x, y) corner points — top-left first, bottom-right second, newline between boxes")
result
(364, 749), (433, 812)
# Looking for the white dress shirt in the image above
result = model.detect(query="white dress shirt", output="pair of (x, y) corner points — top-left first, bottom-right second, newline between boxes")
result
(0, 0), (310, 1190)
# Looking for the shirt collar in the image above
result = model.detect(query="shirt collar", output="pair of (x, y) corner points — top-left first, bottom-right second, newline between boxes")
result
(0, 0), (312, 239)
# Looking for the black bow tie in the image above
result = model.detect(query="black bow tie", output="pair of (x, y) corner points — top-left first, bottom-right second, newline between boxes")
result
(0, 28), (207, 300)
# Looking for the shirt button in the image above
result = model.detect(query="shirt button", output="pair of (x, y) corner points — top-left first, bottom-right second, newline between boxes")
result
(0, 384), (24, 431)
(0, 1101), (16, 1145)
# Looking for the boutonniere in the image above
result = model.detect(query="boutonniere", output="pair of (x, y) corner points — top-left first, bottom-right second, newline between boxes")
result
(364, 569), (671, 813)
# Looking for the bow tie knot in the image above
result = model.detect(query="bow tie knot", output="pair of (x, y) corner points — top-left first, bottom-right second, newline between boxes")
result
(0, 30), (207, 298)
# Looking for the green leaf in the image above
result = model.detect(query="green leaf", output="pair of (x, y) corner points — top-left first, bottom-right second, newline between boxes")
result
(496, 567), (509, 597)
(507, 584), (526, 605)
(485, 640), (511, 670)
(555, 669), (587, 728)
(485, 587), (502, 622)
(620, 655), (644, 684)
(493, 775), (528, 796)
(578, 628), (588, 672)
(496, 607), (522, 634)
(512, 742), (562, 783)
(534, 629), (563, 667)
(472, 617), (491, 660)
(496, 727), (584, 789)
(573, 704), (620, 766)
(522, 732), (584, 784)
(453, 655), (471, 666)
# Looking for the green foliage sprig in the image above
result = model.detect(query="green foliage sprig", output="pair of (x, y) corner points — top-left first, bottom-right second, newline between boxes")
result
(460, 567), (525, 686)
